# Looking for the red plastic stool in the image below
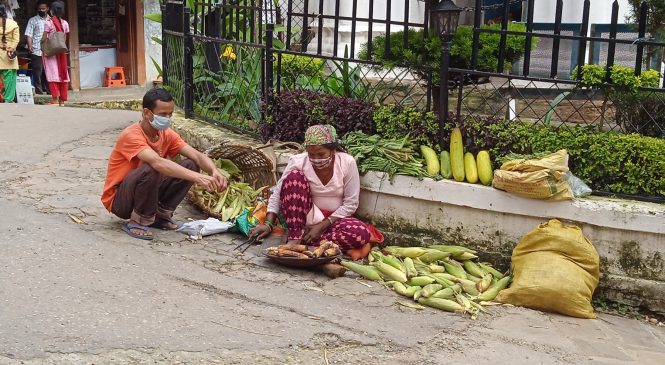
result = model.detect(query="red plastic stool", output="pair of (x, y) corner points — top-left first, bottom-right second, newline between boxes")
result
(104, 67), (127, 87)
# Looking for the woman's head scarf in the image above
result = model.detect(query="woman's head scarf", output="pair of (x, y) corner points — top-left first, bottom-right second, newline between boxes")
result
(303, 125), (338, 148)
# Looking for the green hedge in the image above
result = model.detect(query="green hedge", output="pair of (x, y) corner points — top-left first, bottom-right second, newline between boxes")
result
(477, 122), (665, 197)
(371, 105), (664, 197)
(528, 128), (665, 197)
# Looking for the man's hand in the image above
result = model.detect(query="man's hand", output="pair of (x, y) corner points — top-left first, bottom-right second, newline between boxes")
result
(176, 146), (230, 192)
(210, 170), (229, 192)
(302, 221), (328, 244)
(197, 174), (227, 193)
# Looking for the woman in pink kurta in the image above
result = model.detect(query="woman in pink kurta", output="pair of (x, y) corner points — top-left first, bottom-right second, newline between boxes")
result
(42, 1), (69, 106)
(250, 125), (372, 257)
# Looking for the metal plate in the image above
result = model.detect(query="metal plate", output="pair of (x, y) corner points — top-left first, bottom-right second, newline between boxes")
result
(262, 252), (341, 268)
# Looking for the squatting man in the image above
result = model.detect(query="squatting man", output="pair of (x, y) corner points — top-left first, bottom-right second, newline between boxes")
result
(102, 88), (228, 240)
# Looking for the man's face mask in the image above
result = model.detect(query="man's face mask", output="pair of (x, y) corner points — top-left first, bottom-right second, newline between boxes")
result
(148, 112), (172, 131)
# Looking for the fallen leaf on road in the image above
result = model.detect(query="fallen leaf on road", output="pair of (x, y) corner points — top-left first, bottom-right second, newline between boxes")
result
(355, 278), (373, 288)
(303, 284), (324, 293)
(395, 300), (425, 310)
(68, 213), (86, 225)
(480, 301), (512, 307)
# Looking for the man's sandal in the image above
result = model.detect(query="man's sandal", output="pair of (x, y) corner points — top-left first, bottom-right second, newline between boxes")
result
(122, 223), (154, 240)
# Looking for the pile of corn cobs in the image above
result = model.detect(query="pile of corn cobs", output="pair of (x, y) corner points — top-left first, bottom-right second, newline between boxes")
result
(342, 245), (511, 318)
(190, 158), (267, 222)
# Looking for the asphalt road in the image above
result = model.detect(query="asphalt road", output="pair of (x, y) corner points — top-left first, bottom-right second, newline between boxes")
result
(1, 104), (663, 365)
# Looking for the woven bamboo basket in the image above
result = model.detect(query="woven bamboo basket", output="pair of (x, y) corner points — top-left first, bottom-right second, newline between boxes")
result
(188, 143), (277, 218)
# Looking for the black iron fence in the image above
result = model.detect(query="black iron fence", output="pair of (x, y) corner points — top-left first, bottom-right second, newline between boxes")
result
(162, 0), (665, 139)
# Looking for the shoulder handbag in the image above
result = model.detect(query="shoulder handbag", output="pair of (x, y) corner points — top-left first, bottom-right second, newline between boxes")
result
(40, 20), (67, 57)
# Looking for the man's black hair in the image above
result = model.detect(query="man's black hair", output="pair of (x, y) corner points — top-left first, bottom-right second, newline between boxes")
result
(37, 1), (49, 7)
(0, 3), (7, 18)
(142, 88), (174, 110)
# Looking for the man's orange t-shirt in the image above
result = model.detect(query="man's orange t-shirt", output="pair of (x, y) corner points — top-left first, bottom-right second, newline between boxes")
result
(101, 123), (187, 211)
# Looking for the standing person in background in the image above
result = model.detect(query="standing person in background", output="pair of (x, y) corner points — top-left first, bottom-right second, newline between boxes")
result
(1, 0), (14, 20)
(25, 1), (49, 95)
(0, 2), (19, 103)
(42, 0), (68, 106)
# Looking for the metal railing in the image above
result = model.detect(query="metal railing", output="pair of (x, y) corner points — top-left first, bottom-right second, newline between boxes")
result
(161, 0), (665, 138)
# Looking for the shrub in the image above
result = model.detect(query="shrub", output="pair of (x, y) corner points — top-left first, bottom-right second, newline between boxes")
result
(573, 64), (660, 91)
(359, 24), (534, 85)
(373, 106), (522, 153)
(260, 89), (375, 143)
(373, 105), (439, 148)
(528, 128), (665, 197)
(277, 54), (325, 90)
(572, 64), (663, 137)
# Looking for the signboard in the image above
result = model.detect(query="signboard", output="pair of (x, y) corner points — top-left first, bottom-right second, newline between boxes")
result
(16, 75), (34, 105)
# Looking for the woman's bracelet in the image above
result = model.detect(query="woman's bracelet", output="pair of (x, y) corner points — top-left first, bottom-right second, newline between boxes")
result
(264, 220), (274, 231)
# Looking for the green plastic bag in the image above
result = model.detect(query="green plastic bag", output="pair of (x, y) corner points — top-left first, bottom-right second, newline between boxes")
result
(231, 204), (286, 237)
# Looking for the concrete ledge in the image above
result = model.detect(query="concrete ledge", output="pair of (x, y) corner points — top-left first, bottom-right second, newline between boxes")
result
(173, 115), (665, 313)
(357, 172), (665, 313)
(359, 172), (664, 235)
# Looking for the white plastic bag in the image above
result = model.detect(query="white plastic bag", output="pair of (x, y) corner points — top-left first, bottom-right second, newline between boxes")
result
(564, 173), (592, 198)
(176, 218), (234, 239)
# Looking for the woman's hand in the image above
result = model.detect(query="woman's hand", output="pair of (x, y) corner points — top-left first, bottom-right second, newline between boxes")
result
(302, 221), (328, 244)
(249, 224), (272, 240)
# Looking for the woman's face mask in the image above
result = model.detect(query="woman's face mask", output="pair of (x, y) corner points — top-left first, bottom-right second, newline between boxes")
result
(309, 156), (332, 169)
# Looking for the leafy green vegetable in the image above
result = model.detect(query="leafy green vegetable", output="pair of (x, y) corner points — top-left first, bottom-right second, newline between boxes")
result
(343, 132), (427, 180)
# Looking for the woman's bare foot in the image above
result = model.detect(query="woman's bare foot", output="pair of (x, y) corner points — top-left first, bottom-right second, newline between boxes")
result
(346, 242), (372, 261)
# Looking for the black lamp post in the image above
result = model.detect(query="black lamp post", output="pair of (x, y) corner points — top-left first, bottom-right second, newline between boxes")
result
(430, 0), (462, 149)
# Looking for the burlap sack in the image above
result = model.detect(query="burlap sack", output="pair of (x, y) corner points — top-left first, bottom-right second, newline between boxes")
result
(495, 219), (600, 319)
(493, 150), (573, 200)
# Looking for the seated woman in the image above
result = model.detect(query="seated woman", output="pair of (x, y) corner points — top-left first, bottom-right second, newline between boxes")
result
(250, 125), (373, 259)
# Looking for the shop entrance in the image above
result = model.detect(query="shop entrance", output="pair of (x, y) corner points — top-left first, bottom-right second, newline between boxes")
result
(72, 0), (146, 89)
(11, 0), (145, 91)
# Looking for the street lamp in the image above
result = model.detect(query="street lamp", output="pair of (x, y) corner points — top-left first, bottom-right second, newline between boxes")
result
(430, 0), (462, 149)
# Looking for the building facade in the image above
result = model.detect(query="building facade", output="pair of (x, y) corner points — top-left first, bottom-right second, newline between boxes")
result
(10, 0), (161, 90)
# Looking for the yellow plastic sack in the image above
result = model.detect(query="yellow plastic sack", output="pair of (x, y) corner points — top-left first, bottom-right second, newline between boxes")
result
(495, 219), (600, 319)
(492, 150), (573, 200)
(500, 149), (570, 173)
